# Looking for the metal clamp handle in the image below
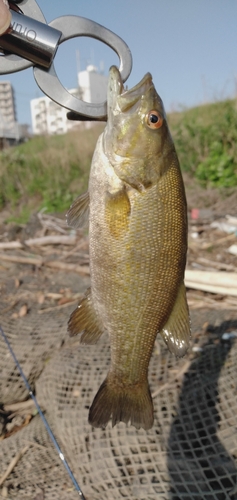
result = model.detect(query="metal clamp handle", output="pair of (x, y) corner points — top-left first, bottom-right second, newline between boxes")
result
(33, 16), (132, 120)
(0, 0), (47, 73)
(0, 3), (132, 119)
(0, 10), (62, 68)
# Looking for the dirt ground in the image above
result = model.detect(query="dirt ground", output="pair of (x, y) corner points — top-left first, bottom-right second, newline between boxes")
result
(0, 178), (236, 315)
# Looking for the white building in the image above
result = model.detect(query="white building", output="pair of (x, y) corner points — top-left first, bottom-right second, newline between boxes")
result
(30, 88), (80, 136)
(78, 65), (108, 103)
(0, 81), (22, 144)
(0, 80), (17, 124)
(31, 66), (108, 136)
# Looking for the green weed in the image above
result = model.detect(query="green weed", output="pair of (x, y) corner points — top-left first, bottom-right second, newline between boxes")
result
(1, 97), (237, 224)
(170, 100), (237, 188)
(0, 125), (104, 220)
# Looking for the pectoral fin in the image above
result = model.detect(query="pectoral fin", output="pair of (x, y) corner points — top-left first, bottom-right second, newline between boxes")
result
(68, 288), (104, 344)
(160, 281), (191, 357)
(66, 191), (89, 228)
(105, 188), (131, 239)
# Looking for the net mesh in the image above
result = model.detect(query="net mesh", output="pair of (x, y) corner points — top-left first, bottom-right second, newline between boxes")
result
(0, 308), (237, 499)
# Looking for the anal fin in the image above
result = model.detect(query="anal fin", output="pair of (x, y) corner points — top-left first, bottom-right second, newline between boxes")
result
(68, 288), (104, 344)
(66, 191), (89, 229)
(160, 281), (191, 357)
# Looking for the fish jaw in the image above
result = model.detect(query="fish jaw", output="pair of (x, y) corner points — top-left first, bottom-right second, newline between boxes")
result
(107, 65), (153, 116)
(103, 66), (174, 190)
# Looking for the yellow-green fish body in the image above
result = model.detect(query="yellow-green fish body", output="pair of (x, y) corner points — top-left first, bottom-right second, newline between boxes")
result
(67, 66), (191, 430)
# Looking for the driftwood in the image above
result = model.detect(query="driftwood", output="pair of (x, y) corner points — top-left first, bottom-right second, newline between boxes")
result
(38, 298), (81, 314)
(4, 400), (35, 413)
(0, 253), (90, 275)
(187, 290), (237, 311)
(188, 298), (237, 310)
(185, 270), (237, 296)
(0, 253), (43, 266)
(0, 446), (29, 486)
(228, 244), (237, 256)
(196, 257), (237, 272)
(37, 212), (70, 233)
(0, 235), (77, 250)
(200, 232), (236, 250)
(45, 261), (89, 275)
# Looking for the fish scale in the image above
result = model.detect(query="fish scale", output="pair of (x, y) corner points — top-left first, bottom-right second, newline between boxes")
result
(67, 66), (191, 430)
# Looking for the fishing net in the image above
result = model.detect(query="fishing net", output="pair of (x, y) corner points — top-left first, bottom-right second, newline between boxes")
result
(0, 306), (237, 500)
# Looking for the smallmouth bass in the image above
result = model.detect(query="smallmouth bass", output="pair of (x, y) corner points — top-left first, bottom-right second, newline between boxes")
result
(67, 66), (191, 430)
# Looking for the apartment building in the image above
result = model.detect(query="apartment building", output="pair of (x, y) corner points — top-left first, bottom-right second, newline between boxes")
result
(0, 80), (21, 144)
(78, 64), (108, 103)
(30, 88), (80, 136)
(0, 80), (17, 124)
(30, 65), (108, 135)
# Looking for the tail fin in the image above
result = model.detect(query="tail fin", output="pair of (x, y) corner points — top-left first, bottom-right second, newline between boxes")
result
(88, 374), (154, 430)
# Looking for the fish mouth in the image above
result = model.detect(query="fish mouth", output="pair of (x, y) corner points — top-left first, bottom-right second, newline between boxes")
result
(108, 66), (153, 113)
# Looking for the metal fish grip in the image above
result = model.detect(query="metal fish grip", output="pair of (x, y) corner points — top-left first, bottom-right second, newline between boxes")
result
(0, 0), (132, 120)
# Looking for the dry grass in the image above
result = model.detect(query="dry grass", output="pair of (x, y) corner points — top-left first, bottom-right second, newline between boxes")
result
(1, 96), (237, 223)
(0, 124), (104, 222)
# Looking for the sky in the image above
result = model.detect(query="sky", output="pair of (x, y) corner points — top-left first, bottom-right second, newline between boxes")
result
(1, 0), (237, 128)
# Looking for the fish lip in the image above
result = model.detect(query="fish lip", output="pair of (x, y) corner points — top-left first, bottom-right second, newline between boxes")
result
(108, 66), (153, 113)
(118, 72), (153, 112)
(107, 66), (124, 112)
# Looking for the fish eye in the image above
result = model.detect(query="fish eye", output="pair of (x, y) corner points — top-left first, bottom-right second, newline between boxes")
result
(145, 110), (163, 129)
